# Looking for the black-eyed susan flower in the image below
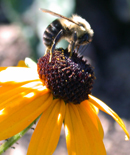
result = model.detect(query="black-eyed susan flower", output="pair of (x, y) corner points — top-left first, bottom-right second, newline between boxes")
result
(0, 48), (129, 155)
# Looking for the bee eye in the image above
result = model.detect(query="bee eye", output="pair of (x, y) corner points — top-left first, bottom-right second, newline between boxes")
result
(80, 33), (89, 43)
(77, 33), (91, 45)
(84, 33), (93, 42)
(83, 33), (89, 40)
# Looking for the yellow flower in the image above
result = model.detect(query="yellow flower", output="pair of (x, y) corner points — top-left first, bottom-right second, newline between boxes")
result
(0, 49), (129, 155)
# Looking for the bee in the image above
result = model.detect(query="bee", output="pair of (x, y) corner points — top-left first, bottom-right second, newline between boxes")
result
(40, 8), (94, 61)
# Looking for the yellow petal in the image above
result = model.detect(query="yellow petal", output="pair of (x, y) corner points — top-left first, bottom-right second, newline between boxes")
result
(17, 60), (27, 67)
(64, 103), (106, 155)
(0, 67), (41, 94)
(0, 81), (49, 110)
(77, 103), (106, 154)
(89, 102), (99, 114)
(0, 81), (52, 140)
(0, 67), (7, 72)
(0, 67), (39, 84)
(27, 99), (66, 155)
(81, 100), (104, 139)
(89, 94), (130, 140)
(25, 57), (37, 69)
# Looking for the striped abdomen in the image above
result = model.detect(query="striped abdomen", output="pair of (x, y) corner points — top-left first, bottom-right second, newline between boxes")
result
(43, 19), (63, 48)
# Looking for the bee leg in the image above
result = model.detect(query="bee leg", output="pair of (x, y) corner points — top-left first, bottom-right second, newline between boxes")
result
(68, 31), (77, 57)
(45, 48), (50, 55)
(49, 29), (63, 62)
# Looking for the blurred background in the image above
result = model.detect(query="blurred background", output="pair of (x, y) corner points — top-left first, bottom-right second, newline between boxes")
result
(0, 0), (130, 154)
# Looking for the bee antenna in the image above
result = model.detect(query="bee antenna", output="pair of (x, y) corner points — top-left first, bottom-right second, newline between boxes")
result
(78, 45), (85, 55)
(78, 45), (89, 57)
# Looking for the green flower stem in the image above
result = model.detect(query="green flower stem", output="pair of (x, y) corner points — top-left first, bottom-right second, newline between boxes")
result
(0, 116), (40, 154)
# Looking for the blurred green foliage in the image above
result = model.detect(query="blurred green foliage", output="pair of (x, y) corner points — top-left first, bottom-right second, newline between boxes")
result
(3, 0), (33, 14)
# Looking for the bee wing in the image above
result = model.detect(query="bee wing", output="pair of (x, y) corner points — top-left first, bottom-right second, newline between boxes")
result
(40, 8), (80, 26)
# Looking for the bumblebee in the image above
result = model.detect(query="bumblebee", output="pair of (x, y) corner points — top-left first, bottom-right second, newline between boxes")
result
(40, 8), (94, 61)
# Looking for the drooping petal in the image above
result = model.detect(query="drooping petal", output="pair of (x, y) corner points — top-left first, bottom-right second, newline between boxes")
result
(89, 94), (130, 140)
(81, 100), (104, 139)
(64, 103), (106, 155)
(0, 81), (52, 140)
(27, 99), (66, 155)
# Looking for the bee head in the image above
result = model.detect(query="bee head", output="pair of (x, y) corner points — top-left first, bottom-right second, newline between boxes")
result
(71, 15), (94, 45)
(77, 29), (94, 45)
